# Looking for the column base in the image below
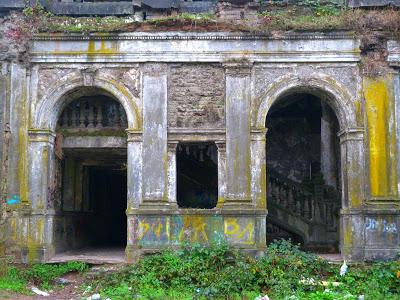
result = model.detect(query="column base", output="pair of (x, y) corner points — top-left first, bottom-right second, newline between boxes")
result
(21, 245), (55, 264)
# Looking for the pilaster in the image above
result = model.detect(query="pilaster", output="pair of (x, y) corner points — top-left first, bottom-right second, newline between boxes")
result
(141, 64), (169, 207)
(126, 129), (143, 211)
(215, 141), (227, 208)
(224, 62), (253, 207)
(251, 128), (267, 210)
(167, 141), (179, 207)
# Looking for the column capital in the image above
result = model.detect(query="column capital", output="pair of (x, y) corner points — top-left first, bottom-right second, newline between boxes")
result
(251, 128), (267, 141)
(126, 128), (143, 142)
(215, 141), (226, 152)
(167, 140), (179, 152)
(28, 129), (56, 143)
(338, 127), (364, 143)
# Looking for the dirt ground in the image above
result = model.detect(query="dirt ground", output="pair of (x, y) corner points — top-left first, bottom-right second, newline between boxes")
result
(0, 271), (86, 299)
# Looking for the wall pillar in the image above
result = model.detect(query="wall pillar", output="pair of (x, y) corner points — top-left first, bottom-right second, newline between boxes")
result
(7, 63), (28, 205)
(141, 64), (169, 207)
(24, 129), (56, 262)
(251, 129), (267, 210)
(126, 129), (143, 211)
(167, 141), (179, 206)
(224, 63), (252, 207)
(321, 102), (337, 187)
(215, 141), (227, 207)
(394, 71), (400, 195)
(339, 128), (365, 261)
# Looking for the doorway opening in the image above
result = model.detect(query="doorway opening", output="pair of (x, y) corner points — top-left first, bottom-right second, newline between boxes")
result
(266, 93), (341, 253)
(52, 91), (128, 262)
(177, 142), (218, 209)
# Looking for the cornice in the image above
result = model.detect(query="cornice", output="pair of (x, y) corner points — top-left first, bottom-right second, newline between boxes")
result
(32, 32), (357, 41)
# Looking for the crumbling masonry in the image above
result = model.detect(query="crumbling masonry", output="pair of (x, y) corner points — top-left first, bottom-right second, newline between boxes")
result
(0, 31), (400, 262)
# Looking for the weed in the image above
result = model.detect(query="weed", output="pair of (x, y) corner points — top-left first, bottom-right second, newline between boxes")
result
(85, 240), (400, 299)
(23, 261), (88, 289)
(0, 261), (88, 293)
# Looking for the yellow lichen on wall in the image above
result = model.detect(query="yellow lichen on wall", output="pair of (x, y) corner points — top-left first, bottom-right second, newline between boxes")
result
(364, 76), (397, 197)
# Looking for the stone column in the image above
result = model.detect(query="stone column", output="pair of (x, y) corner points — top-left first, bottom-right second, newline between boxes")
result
(394, 71), (400, 194)
(251, 129), (267, 209)
(7, 63), (28, 204)
(224, 63), (252, 207)
(321, 102), (337, 187)
(26, 129), (56, 262)
(126, 129), (143, 211)
(167, 141), (179, 206)
(141, 64), (169, 207)
(338, 128), (365, 260)
(215, 141), (227, 207)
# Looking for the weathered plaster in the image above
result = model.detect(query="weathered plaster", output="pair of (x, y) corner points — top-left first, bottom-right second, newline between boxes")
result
(4, 33), (400, 263)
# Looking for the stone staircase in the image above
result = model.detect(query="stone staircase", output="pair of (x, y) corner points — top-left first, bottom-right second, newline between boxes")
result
(267, 168), (340, 251)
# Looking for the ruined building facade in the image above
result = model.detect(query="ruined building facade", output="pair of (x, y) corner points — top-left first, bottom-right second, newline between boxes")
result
(0, 31), (399, 263)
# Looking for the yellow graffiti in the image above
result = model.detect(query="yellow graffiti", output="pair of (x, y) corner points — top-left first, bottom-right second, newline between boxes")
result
(224, 218), (254, 245)
(178, 216), (208, 242)
(152, 222), (163, 239)
(137, 220), (150, 240)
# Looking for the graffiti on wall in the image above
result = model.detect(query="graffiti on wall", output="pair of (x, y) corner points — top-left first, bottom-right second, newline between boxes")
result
(365, 218), (398, 233)
(134, 215), (255, 246)
(6, 194), (20, 205)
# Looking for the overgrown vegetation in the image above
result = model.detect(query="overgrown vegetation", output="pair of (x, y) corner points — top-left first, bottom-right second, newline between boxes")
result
(3, 1), (396, 76)
(0, 261), (88, 292)
(86, 240), (400, 300)
(0, 241), (399, 299)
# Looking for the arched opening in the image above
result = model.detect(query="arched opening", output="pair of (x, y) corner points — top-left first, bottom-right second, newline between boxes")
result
(266, 92), (341, 254)
(52, 88), (128, 258)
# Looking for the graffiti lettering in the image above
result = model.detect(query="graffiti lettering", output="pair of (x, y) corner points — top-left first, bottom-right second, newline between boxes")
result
(224, 218), (254, 245)
(137, 220), (150, 240)
(365, 218), (398, 233)
(135, 216), (256, 245)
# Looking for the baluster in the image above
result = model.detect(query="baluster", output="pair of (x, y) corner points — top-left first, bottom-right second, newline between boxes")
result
(66, 108), (72, 128)
(97, 102), (103, 128)
(120, 105), (127, 127)
(71, 102), (78, 127)
(87, 101), (95, 128)
(79, 100), (85, 128)
(115, 104), (121, 127)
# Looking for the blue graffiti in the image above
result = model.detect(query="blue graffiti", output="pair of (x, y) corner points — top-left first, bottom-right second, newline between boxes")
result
(6, 194), (20, 205)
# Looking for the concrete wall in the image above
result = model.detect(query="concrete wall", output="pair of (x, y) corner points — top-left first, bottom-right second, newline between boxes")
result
(2, 32), (400, 262)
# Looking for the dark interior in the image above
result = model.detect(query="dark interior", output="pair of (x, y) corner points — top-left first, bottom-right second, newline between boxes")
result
(177, 142), (218, 209)
(88, 166), (127, 246)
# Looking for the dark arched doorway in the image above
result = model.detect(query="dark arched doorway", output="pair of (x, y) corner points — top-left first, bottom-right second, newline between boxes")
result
(53, 90), (128, 256)
(266, 92), (341, 253)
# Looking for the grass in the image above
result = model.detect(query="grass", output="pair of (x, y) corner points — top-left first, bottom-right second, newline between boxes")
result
(0, 241), (399, 299)
(0, 261), (88, 293)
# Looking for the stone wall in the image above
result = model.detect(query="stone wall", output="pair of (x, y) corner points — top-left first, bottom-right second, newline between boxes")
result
(168, 64), (225, 128)
(1, 32), (399, 262)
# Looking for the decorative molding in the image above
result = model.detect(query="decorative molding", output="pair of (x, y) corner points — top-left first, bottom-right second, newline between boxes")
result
(28, 129), (56, 143)
(167, 141), (179, 152)
(338, 127), (365, 143)
(32, 32), (357, 41)
(82, 68), (97, 86)
(31, 33), (361, 64)
(168, 128), (226, 142)
(126, 129), (143, 142)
